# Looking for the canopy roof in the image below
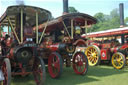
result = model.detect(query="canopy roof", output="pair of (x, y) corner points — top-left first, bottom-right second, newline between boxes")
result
(34, 13), (97, 32)
(0, 5), (52, 28)
(58, 13), (97, 24)
(87, 27), (128, 38)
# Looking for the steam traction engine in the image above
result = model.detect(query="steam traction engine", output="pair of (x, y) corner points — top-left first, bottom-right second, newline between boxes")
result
(85, 27), (128, 69)
(0, 5), (51, 85)
(34, 13), (97, 78)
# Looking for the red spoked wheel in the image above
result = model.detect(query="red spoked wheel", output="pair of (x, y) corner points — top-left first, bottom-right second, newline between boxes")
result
(72, 52), (88, 75)
(48, 52), (63, 78)
(0, 58), (11, 85)
(33, 57), (46, 85)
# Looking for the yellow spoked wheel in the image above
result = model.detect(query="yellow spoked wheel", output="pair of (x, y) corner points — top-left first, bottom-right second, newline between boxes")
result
(111, 52), (126, 69)
(85, 45), (100, 66)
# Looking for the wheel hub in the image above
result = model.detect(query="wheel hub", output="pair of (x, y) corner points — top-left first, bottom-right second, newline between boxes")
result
(78, 61), (83, 66)
(21, 51), (29, 57)
(116, 58), (121, 63)
(91, 53), (96, 57)
(52, 64), (55, 67)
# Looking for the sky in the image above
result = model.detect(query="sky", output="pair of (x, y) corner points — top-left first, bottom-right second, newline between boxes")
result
(0, 0), (128, 18)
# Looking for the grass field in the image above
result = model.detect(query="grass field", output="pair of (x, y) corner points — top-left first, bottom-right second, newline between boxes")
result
(11, 65), (128, 85)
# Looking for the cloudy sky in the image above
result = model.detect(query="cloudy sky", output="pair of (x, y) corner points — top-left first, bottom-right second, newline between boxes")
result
(0, 0), (128, 18)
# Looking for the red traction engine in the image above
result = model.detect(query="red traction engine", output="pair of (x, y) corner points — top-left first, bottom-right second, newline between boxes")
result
(0, 5), (51, 85)
(85, 27), (128, 69)
(34, 13), (97, 78)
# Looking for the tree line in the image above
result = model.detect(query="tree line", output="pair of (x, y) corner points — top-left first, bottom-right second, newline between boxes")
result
(68, 7), (128, 32)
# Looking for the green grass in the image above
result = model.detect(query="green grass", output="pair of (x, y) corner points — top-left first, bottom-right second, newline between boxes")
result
(11, 65), (128, 85)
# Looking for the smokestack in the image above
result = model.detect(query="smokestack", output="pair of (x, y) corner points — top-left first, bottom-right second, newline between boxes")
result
(63, 0), (68, 14)
(119, 3), (124, 27)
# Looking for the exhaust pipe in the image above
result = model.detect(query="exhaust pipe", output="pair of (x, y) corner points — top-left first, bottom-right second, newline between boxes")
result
(119, 3), (124, 27)
(63, 0), (68, 14)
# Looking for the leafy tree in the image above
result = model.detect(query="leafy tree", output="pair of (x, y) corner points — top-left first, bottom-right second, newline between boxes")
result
(94, 12), (105, 22)
(125, 17), (128, 25)
(109, 8), (120, 28)
(89, 8), (120, 32)
(68, 7), (78, 13)
(110, 8), (119, 18)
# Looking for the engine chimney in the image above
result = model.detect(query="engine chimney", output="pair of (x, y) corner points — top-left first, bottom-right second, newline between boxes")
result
(119, 3), (124, 27)
(63, 0), (68, 14)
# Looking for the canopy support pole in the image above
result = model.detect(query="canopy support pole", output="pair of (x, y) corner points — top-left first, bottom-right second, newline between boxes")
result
(8, 21), (9, 34)
(7, 17), (20, 44)
(36, 12), (39, 44)
(85, 20), (88, 46)
(39, 20), (49, 44)
(21, 7), (23, 44)
(71, 19), (74, 39)
(62, 20), (71, 38)
(85, 20), (87, 36)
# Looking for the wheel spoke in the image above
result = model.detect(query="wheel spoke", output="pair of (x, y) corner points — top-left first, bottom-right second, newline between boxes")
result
(79, 66), (82, 72)
(88, 50), (91, 54)
(54, 60), (60, 69)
